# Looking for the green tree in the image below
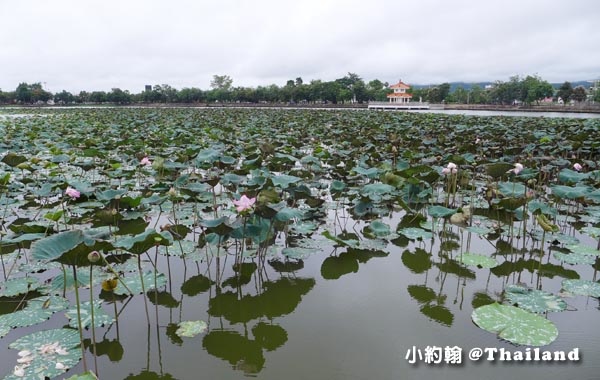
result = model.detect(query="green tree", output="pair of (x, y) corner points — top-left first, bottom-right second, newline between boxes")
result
(89, 91), (107, 103)
(556, 81), (573, 103)
(571, 86), (587, 102)
(520, 75), (554, 105)
(210, 75), (233, 91)
(438, 83), (451, 102)
(107, 88), (131, 104)
(54, 90), (75, 104)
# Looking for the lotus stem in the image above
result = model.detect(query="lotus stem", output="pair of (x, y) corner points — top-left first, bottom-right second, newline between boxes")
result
(72, 266), (89, 372)
(138, 255), (151, 324)
(89, 265), (99, 375)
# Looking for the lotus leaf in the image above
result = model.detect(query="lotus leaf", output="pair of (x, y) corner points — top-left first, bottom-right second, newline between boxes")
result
(0, 295), (69, 337)
(0, 277), (41, 297)
(175, 320), (208, 338)
(561, 279), (600, 297)
(6, 328), (82, 380)
(457, 252), (498, 268)
(471, 303), (558, 346)
(398, 228), (432, 240)
(113, 271), (167, 295)
(504, 285), (567, 313)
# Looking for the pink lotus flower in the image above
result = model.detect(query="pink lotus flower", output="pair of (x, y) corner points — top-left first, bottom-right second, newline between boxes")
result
(233, 195), (256, 213)
(441, 167), (451, 175)
(65, 187), (80, 199)
(140, 156), (152, 166)
(508, 163), (523, 175)
(573, 163), (582, 172)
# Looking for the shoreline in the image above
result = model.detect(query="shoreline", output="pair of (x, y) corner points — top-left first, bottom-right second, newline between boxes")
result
(2, 102), (599, 114)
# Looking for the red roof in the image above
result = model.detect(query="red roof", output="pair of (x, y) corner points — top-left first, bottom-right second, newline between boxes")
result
(389, 81), (410, 89)
(387, 93), (412, 98)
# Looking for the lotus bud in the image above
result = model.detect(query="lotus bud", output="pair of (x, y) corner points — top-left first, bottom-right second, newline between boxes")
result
(87, 251), (101, 263)
(101, 278), (118, 292)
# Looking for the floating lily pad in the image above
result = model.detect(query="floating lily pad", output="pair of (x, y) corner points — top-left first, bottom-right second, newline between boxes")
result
(471, 303), (558, 346)
(0, 277), (42, 297)
(113, 271), (167, 295)
(427, 205), (457, 218)
(566, 244), (600, 256)
(504, 285), (567, 313)
(398, 228), (432, 241)
(561, 279), (600, 298)
(65, 301), (115, 329)
(457, 252), (498, 268)
(366, 220), (391, 237)
(175, 320), (208, 338)
(553, 251), (596, 265)
(6, 328), (82, 380)
(0, 295), (69, 338)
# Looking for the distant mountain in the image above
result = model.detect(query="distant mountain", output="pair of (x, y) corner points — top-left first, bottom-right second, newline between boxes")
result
(411, 82), (493, 91)
(411, 80), (597, 92)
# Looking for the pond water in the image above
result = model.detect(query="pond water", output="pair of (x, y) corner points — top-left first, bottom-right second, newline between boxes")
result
(0, 108), (599, 380)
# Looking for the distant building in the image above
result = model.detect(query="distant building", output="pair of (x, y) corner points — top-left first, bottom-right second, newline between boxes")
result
(387, 80), (412, 103)
(145, 85), (152, 92)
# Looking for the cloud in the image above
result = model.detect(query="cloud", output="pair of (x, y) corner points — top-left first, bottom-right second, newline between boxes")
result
(0, 0), (598, 93)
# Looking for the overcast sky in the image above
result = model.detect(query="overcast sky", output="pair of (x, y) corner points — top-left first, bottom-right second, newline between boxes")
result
(1, 0), (598, 93)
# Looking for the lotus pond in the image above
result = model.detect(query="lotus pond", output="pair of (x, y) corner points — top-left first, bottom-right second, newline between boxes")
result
(1, 108), (600, 380)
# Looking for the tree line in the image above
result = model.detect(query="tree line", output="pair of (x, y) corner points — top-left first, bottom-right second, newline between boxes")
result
(1, 73), (598, 106)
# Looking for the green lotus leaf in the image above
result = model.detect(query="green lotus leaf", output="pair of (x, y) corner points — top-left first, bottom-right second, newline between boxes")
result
(558, 168), (589, 184)
(457, 252), (498, 268)
(281, 246), (316, 259)
(553, 251), (596, 265)
(271, 174), (302, 188)
(566, 244), (600, 256)
(367, 220), (391, 237)
(274, 207), (304, 222)
(581, 226), (600, 238)
(113, 271), (167, 295)
(2, 152), (28, 167)
(352, 166), (380, 178)
(504, 285), (567, 313)
(322, 231), (359, 248)
(398, 227), (432, 241)
(551, 184), (590, 200)
(95, 189), (127, 201)
(497, 181), (527, 197)
(194, 148), (221, 163)
(289, 221), (318, 235)
(0, 295), (69, 338)
(114, 229), (172, 254)
(65, 300), (115, 329)
(0, 277), (41, 297)
(6, 328), (82, 380)
(30, 230), (85, 262)
(561, 279), (600, 297)
(466, 226), (493, 235)
(175, 320), (208, 338)
(471, 303), (558, 346)
(427, 205), (456, 218)
(330, 180), (346, 192)
(360, 183), (395, 198)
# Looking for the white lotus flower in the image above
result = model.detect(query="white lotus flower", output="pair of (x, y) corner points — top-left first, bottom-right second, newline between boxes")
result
(13, 366), (25, 377)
